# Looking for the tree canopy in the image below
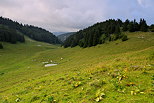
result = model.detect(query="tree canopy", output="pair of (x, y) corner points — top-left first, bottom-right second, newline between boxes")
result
(63, 18), (151, 48)
(0, 17), (61, 44)
(0, 25), (25, 44)
(64, 19), (124, 48)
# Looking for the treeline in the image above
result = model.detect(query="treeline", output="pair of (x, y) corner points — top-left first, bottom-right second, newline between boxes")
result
(0, 17), (61, 44)
(0, 25), (25, 44)
(64, 19), (126, 48)
(122, 19), (148, 32)
(148, 24), (154, 32)
(21, 25), (60, 44)
(63, 19), (154, 48)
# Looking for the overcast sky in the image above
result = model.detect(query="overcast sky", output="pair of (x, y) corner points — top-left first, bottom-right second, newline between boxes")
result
(0, 0), (154, 32)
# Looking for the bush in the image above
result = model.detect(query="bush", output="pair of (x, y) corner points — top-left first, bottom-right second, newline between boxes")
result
(110, 34), (116, 41)
(48, 96), (54, 103)
(149, 25), (154, 32)
(0, 43), (3, 49)
(121, 35), (128, 41)
(150, 29), (154, 32)
(99, 34), (107, 43)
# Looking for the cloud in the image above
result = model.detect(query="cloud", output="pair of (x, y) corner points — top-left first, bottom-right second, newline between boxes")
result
(137, 0), (144, 6)
(0, 0), (154, 32)
(137, 0), (154, 9)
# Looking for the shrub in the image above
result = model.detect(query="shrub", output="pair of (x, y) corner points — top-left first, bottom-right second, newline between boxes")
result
(99, 34), (107, 43)
(48, 96), (54, 103)
(149, 24), (154, 32)
(121, 35), (128, 41)
(110, 34), (117, 41)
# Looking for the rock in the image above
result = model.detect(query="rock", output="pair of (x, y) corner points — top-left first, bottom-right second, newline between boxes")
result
(37, 45), (42, 46)
(95, 97), (100, 102)
(140, 92), (144, 94)
(15, 98), (21, 102)
(44, 64), (57, 67)
(42, 62), (49, 64)
(131, 91), (134, 95)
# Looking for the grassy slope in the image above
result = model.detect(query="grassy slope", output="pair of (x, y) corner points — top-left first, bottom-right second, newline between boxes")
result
(0, 32), (154, 103)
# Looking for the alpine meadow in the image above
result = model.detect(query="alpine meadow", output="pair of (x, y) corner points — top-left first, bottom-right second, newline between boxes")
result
(0, 0), (154, 103)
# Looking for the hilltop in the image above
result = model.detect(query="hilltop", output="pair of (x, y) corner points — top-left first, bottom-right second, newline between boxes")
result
(0, 17), (61, 45)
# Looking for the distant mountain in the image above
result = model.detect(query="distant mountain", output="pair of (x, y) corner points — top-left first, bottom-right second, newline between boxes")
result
(53, 32), (68, 36)
(0, 17), (61, 44)
(57, 32), (76, 42)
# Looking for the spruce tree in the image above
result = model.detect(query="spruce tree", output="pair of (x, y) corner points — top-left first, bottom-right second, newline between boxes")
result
(117, 19), (123, 27)
(140, 19), (148, 32)
(133, 19), (139, 31)
(0, 43), (3, 49)
(122, 19), (130, 31)
(115, 25), (120, 34)
(128, 21), (135, 32)
(88, 34), (93, 47)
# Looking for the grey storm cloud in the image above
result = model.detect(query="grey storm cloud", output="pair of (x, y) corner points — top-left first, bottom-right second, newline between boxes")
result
(0, 0), (154, 32)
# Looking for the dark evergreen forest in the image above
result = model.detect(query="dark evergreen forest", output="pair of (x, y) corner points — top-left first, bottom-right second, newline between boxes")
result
(1, 17), (154, 49)
(63, 19), (153, 48)
(0, 17), (61, 44)
(0, 25), (25, 43)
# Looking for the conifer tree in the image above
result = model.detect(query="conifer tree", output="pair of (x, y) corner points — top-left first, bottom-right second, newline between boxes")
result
(122, 19), (130, 31)
(0, 43), (3, 49)
(128, 21), (135, 32)
(133, 19), (139, 31)
(140, 19), (148, 32)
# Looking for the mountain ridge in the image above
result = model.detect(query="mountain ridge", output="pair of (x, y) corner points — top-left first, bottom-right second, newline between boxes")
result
(0, 16), (61, 44)
(57, 32), (76, 42)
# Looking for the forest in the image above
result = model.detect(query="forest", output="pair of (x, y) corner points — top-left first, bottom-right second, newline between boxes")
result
(63, 19), (153, 48)
(0, 25), (25, 43)
(0, 17), (61, 45)
(1, 17), (154, 49)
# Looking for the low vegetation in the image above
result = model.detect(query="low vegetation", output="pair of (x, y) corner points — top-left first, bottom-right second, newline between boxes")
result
(0, 32), (153, 102)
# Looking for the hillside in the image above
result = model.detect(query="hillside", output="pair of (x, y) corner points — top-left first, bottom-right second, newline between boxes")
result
(0, 32), (153, 102)
(64, 19), (153, 48)
(57, 32), (76, 42)
(0, 17), (61, 44)
(63, 19), (122, 48)
(0, 24), (25, 44)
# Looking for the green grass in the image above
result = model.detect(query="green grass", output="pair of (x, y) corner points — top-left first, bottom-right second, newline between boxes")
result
(0, 32), (154, 103)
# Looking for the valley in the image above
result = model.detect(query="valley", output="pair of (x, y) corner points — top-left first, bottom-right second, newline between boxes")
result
(0, 32), (153, 103)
